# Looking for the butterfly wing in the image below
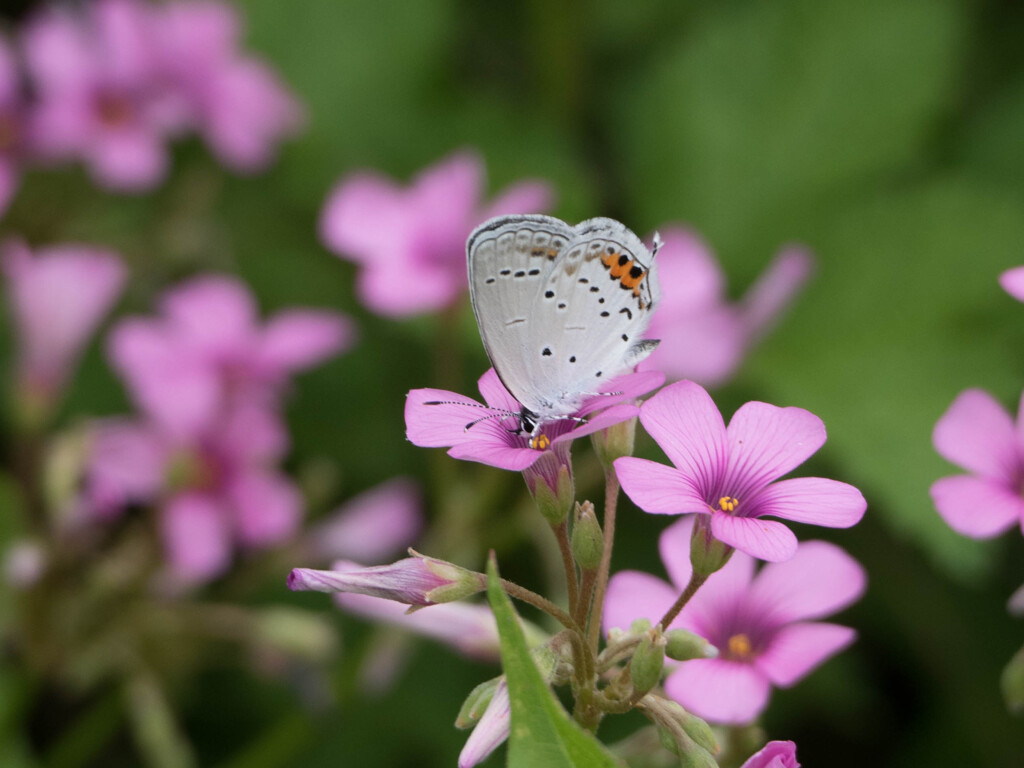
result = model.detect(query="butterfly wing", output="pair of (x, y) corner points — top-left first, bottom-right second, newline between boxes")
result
(467, 215), (575, 411)
(522, 217), (661, 418)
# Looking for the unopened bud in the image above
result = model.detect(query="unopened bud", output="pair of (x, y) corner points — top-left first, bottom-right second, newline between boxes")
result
(630, 618), (652, 634)
(525, 449), (575, 525)
(571, 502), (603, 571)
(677, 708), (718, 755)
(591, 415), (637, 467)
(1002, 645), (1024, 714)
(690, 513), (734, 577)
(456, 676), (501, 729)
(665, 628), (717, 661)
(631, 628), (666, 696)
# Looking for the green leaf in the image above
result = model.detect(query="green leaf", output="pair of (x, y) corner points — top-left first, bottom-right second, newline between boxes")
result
(485, 556), (622, 768)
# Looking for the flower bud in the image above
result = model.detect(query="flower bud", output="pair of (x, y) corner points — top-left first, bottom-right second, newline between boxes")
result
(1002, 645), (1024, 714)
(571, 501), (603, 571)
(665, 628), (718, 661)
(630, 618), (652, 634)
(523, 449), (574, 524)
(456, 676), (501, 729)
(591, 415), (637, 467)
(678, 709), (718, 756)
(288, 555), (485, 607)
(459, 678), (510, 768)
(631, 628), (666, 696)
(690, 513), (734, 577)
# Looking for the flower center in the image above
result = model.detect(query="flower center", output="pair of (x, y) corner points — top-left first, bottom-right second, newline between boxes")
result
(95, 91), (135, 128)
(726, 633), (753, 661)
(716, 496), (739, 513)
(529, 433), (551, 450)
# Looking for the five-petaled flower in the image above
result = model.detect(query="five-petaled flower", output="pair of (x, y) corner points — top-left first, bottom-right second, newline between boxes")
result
(638, 228), (812, 387)
(930, 388), (1024, 538)
(614, 380), (866, 562)
(405, 367), (663, 475)
(319, 150), (552, 317)
(604, 517), (865, 724)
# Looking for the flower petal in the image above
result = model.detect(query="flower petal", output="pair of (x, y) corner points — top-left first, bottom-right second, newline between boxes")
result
(319, 173), (405, 262)
(161, 492), (232, 582)
(639, 381), (727, 494)
(577, 370), (665, 416)
(664, 659), (770, 725)
(933, 389), (1018, 480)
(615, 457), (709, 517)
(159, 275), (258, 355)
(228, 470), (302, 547)
(739, 740), (799, 768)
(750, 477), (866, 528)
(681, 547), (756, 636)
(405, 387), (489, 448)
(740, 246), (813, 336)
(476, 368), (521, 414)
(929, 475), (1023, 538)
(1000, 267), (1024, 302)
(749, 541), (866, 624)
(446, 436), (540, 472)
(309, 478), (423, 563)
(755, 622), (856, 687)
(480, 180), (553, 223)
(554, 404), (638, 443)
(603, 571), (678, 635)
(710, 513), (797, 562)
(258, 310), (354, 372)
(458, 678), (509, 768)
(724, 401), (825, 497)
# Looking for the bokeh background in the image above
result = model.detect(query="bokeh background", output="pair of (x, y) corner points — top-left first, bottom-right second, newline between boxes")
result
(2, 0), (1024, 766)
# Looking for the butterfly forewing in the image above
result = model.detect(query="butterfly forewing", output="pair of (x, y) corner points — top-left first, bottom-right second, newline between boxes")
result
(468, 215), (575, 409)
(468, 215), (660, 424)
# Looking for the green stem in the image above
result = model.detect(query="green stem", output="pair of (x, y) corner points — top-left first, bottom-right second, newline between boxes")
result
(587, 470), (620, 653)
(658, 572), (708, 630)
(552, 520), (579, 616)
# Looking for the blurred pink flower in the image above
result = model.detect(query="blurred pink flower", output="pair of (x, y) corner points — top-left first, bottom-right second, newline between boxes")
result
(640, 229), (812, 387)
(741, 741), (800, 768)
(0, 36), (27, 215)
(320, 151), (552, 317)
(405, 367), (661, 472)
(2, 240), (125, 406)
(604, 517), (865, 724)
(86, 401), (303, 582)
(614, 380), (865, 562)
(930, 389), (1024, 538)
(1000, 267), (1024, 302)
(459, 678), (509, 768)
(22, 0), (181, 190)
(153, 0), (302, 171)
(305, 477), (423, 564)
(108, 274), (353, 440)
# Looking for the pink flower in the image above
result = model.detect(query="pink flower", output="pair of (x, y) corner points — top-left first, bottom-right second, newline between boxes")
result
(459, 678), (509, 768)
(1000, 267), (1024, 302)
(304, 477), (423, 564)
(2, 240), (125, 406)
(289, 556), (485, 607)
(85, 401), (303, 582)
(23, 0), (180, 190)
(741, 741), (800, 768)
(930, 389), (1024, 538)
(614, 380), (866, 562)
(0, 36), (27, 215)
(639, 229), (812, 387)
(153, 0), (302, 171)
(320, 151), (552, 317)
(108, 274), (353, 440)
(406, 367), (662, 472)
(604, 517), (865, 724)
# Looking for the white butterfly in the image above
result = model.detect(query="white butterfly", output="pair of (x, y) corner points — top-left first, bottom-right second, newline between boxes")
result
(467, 215), (661, 437)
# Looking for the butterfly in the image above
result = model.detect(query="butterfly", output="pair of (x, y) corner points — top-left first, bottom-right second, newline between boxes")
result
(467, 214), (661, 438)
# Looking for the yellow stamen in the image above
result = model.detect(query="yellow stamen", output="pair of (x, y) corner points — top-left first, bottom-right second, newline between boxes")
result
(530, 434), (551, 451)
(717, 496), (739, 513)
(727, 633), (753, 660)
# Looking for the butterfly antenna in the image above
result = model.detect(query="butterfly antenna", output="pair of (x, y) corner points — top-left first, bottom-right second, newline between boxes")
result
(463, 412), (517, 431)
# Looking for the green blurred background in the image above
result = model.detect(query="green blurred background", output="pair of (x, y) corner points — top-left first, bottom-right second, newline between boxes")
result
(3, 0), (1024, 765)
